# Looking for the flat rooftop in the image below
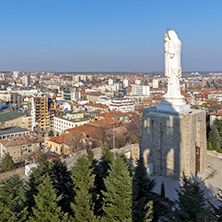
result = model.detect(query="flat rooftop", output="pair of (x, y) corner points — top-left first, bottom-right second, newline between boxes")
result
(55, 114), (89, 123)
(0, 111), (25, 123)
(0, 127), (29, 136)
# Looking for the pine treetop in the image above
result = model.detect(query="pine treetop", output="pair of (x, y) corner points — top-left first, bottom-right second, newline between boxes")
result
(0, 175), (28, 222)
(30, 173), (68, 222)
(102, 153), (132, 222)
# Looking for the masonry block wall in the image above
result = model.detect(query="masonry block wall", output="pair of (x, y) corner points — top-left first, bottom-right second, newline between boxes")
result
(141, 107), (206, 179)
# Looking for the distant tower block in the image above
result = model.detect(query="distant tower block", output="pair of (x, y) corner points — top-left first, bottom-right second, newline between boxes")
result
(141, 30), (206, 179)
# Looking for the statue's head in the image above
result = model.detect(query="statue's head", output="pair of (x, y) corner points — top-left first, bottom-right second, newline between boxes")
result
(165, 30), (181, 46)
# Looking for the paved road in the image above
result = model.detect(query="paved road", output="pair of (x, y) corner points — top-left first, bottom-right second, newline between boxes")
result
(151, 154), (222, 207)
(203, 155), (222, 206)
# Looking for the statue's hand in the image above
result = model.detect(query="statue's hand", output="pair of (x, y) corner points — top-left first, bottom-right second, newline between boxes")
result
(169, 53), (175, 59)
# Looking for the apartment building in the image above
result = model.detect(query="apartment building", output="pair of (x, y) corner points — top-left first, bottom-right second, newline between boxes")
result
(109, 98), (135, 113)
(131, 85), (150, 96)
(31, 96), (50, 132)
(22, 75), (30, 87)
(62, 87), (81, 101)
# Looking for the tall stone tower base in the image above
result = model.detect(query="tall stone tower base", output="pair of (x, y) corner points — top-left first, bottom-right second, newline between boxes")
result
(141, 107), (206, 179)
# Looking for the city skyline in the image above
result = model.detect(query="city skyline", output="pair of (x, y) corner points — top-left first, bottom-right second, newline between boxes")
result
(0, 0), (222, 72)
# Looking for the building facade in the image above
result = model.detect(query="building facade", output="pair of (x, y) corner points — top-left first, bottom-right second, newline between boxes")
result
(54, 113), (90, 135)
(31, 96), (50, 132)
(22, 75), (30, 87)
(109, 98), (135, 113)
(0, 134), (44, 163)
(131, 85), (150, 96)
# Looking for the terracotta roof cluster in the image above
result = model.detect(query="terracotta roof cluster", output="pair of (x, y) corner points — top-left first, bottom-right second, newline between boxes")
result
(99, 110), (128, 118)
(94, 103), (109, 109)
(49, 131), (85, 146)
(66, 118), (122, 141)
(0, 134), (44, 147)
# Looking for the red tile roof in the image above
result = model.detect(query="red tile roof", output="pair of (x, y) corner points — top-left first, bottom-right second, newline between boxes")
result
(49, 131), (85, 145)
(65, 118), (122, 141)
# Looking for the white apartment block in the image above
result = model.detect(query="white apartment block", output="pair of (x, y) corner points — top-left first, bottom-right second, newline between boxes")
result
(109, 98), (135, 113)
(22, 75), (30, 87)
(108, 79), (115, 85)
(152, 79), (159, 88)
(13, 71), (19, 80)
(123, 78), (130, 88)
(73, 75), (80, 83)
(131, 85), (150, 96)
(135, 79), (141, 85)
(54, 114), (90, 134)
(0, 73), (6, 81)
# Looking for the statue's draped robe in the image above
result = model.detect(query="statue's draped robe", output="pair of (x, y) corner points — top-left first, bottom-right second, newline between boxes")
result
(164, 31), (182, 98)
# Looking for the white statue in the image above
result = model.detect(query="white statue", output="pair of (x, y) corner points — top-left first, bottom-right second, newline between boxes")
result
(157, 29), (188, 111)
(164, 29), (182, 98)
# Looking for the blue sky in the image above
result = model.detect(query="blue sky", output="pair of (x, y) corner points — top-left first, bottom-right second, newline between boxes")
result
(0, 0), (222, 72)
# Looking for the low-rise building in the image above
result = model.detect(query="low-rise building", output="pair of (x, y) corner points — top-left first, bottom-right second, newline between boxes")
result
(0, 111), (32, 131)
(0, 111), (25, 129)
(54, 113), (90, 135)
(0, 133), (44, 163)
(45, 131), (86, 155)
(0, 127), (30, 140)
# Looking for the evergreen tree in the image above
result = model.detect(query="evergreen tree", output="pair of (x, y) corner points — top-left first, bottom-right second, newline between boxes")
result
(161, 182), (165, 199)
(216, 188), (222, 221)
(102, 153), (132, 222)
(213, 119), (222, 137)
(216, 141), (222, 153)
(100, 145), (113, 178)
(94, 145), (114, 216)
(1, 152), (16, 172)
(119, 152), (133, 176)
(50, 156), (73, 212)
(208, 125), (221, 149)
(71, 154), (97, 222)
(49, 130), (54, 137)
(29, 174), (68, 222)
(170, 174), (216, 222)
(0, 175), (28, 222)
(132, 157), (155, 222)
(87, 148), (98, 169)
(27, 154), (51, 209)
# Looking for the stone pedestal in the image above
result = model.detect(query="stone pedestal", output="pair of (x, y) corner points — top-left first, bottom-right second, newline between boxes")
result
(156, 95), (190, 112)
(141, 106), (206, 179)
